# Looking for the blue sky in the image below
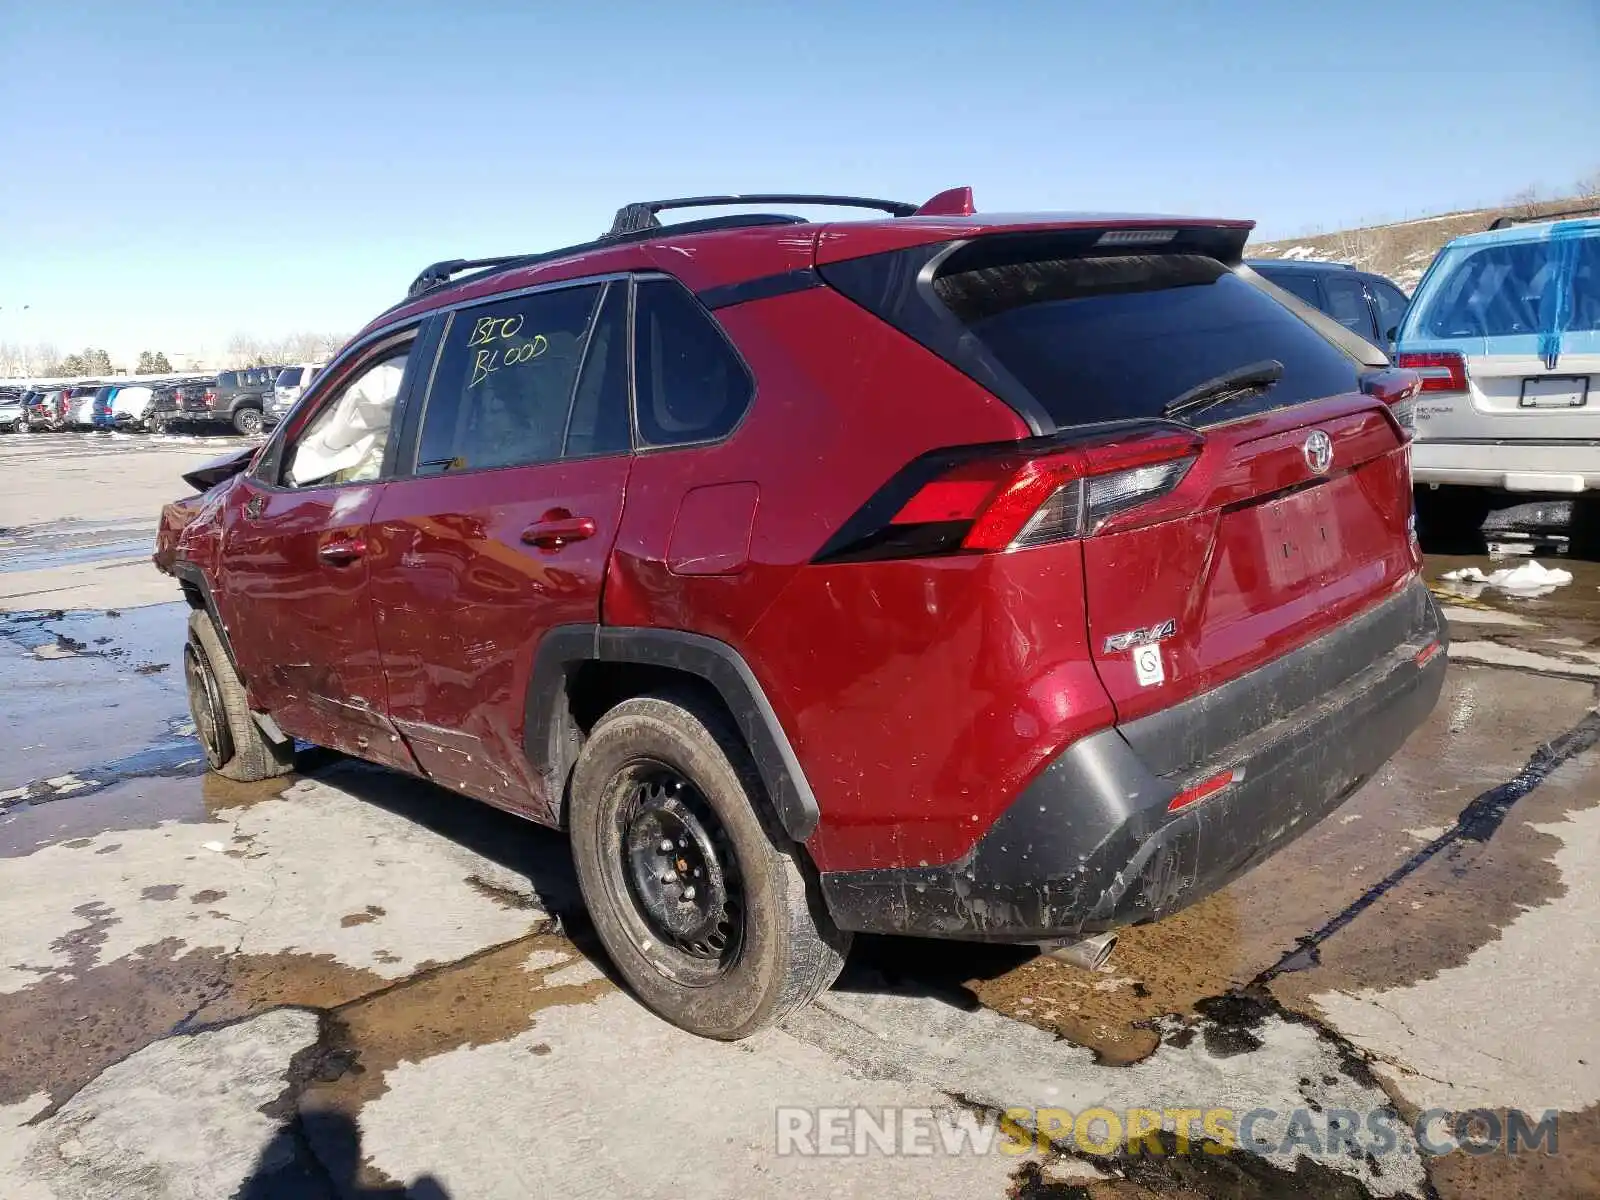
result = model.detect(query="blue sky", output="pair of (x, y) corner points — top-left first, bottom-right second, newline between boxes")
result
(1, 0), (1596, 361)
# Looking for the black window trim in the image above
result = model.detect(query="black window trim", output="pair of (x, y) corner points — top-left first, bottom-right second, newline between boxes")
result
(251, 322), (431, 492)
(397, 274), (627, 481)
(628, 270), (759, 456)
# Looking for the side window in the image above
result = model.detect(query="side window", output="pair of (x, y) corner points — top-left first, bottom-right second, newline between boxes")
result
(634, 278), (752, 447)
(284, 347), (410, 488)
(1369, 280), (1408, 341)
(1324, 275), (1378, 340)
(563, 282), (632, 458)
(416, 284), (602, 475)
(1269, 273), (1323, 308)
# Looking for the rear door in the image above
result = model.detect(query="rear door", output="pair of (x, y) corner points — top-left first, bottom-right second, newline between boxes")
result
(217, 329), (424, 764)
(367, 278), (633, 819)
(853, 237), (1415, 722)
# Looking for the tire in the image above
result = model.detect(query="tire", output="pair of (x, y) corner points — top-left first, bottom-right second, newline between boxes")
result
(569, 692), (849, 1039)
(232, 406), (264, 436)
(14, 414), (27, 433)
(185, 609), (295, 782)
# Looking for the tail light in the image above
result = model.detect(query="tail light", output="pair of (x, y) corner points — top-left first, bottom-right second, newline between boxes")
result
(1396, 351), (1467, 394)
(1361, 367), (1422, 436)
(816, 429), (1202, 563)
(203, 389), (217, 407)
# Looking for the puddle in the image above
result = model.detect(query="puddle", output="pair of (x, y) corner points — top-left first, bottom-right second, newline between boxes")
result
(1428, 551), (1600, 642)
(971, 670), (1600, 1067)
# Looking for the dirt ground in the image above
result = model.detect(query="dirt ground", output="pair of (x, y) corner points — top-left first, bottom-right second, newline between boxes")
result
(1, 430), (1596, 1199)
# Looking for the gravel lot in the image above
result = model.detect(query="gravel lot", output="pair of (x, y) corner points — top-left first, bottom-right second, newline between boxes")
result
(1, 431), (1596, 1199)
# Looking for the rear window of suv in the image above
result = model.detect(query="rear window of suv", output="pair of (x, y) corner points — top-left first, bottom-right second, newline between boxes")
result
(931, 251), (1360, 427)
(1410, 233), (1600, 339)
(275, 367), (304, 388)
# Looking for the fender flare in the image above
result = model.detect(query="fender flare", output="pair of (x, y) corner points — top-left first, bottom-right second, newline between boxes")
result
(524, 625), (821, 843)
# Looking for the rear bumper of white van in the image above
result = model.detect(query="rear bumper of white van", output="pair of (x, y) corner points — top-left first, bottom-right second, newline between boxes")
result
(1412, 441), (1600, 493)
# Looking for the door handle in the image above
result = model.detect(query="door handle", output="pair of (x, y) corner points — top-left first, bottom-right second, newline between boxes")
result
(520, 510), (597, 550)
(318, 538), (367, 566)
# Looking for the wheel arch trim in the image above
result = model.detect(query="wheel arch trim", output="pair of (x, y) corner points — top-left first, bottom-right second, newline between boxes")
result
(524, 625), (821, 843)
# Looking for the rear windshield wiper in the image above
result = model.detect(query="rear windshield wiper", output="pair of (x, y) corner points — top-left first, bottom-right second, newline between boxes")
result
(1161, 359), (1284, 421)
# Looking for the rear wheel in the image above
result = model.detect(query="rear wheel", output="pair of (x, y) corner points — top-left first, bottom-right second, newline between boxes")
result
(185, 609), (295, 782)
(232, 407), (264, 436)
(13, 413), (27, 433)
(569, 693), (849, 1039)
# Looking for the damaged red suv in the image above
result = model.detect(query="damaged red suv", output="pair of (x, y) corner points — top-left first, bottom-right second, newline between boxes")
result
(156, 189), (1445, 1038)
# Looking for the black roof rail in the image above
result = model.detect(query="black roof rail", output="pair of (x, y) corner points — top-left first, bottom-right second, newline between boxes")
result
(606, 193), (917, 237)
(1488, 202), (1600, 231)
(401, 212), (817, 303)
(401, 193), (922, 306)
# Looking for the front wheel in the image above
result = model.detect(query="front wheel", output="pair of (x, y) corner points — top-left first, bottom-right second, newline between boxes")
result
(185, 609), (295, 782)
(13, 414), (27, 433)
(232, 407), (264, 436)
(568, 693), (849, 1039)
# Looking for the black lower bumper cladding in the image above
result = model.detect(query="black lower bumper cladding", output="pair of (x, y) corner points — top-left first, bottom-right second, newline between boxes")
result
(820, 580), (1447, 941)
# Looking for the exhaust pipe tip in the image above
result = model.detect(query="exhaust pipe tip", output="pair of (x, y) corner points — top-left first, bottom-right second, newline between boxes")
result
(1040, 931), (1117, 972)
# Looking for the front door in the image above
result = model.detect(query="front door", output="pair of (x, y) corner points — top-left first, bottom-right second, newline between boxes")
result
(218, 335), (420, 766)
(367, 279), (634, 819)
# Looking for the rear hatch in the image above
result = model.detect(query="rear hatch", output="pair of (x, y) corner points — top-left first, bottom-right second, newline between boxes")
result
(1400, 222), (1600, 443)
(821, 222), (1417, 722)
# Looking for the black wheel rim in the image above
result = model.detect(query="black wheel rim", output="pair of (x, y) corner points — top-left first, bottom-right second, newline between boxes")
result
(612, 764), (743, 985)
(184, 642), (232, 769)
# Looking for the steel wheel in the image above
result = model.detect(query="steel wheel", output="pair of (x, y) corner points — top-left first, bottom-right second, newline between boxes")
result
(184, 641), (234, 770)
(613, 763), (744, 986)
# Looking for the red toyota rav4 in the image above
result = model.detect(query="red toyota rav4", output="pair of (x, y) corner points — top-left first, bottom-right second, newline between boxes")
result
(156, 190), (1445, 1038)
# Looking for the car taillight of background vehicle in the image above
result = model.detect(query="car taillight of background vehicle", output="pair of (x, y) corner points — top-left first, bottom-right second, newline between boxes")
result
(203, 390), (217, 407)
(1395, 351), (1467, 395)
(817, 429), (1202, 562)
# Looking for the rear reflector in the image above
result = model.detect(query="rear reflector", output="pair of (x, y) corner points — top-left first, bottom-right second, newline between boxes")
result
(1415, 640), (1444, 668)
(1396, 351), (1467, 394)
(1167, 768), (1239, 813)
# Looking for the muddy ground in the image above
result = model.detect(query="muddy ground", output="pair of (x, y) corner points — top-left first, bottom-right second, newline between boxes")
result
(0, 430), (1596, 1199)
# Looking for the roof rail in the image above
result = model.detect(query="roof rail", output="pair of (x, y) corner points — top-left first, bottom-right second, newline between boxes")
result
(606, 193), (917, 237)
(1488, 202), (1600, 231)
(402, 190), (955, 305)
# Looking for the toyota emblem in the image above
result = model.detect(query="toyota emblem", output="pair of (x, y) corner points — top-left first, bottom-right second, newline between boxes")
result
(1304, 430), (1333, 475)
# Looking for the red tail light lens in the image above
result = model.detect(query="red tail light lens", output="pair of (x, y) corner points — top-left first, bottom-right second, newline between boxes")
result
(819, 429), (1202, 562)
(203, 389), (217, 407)
(1396, 351), (1467, 394)
(1360, 367), (1422, 436)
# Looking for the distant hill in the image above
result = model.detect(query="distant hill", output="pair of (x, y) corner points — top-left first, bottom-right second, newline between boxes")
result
(1246, 194), (1598, 293)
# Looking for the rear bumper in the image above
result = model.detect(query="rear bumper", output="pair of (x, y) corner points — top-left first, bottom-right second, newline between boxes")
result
(1412, 441), (1600, 492)
(819, 580), (1447, 941)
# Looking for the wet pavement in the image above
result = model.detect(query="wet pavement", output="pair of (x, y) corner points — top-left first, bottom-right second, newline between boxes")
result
(0, 433), (1596, 1198)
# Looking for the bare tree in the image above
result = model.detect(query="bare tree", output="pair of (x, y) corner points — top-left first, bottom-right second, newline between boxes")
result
(223, 330), (349, 368)
(1329, 225), (1377, 268)
(1506, 185), (1543, 219)
(1575, 168), (1600, 203)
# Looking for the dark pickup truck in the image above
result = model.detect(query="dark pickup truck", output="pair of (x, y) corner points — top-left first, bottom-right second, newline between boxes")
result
(172, 367), (284, 435)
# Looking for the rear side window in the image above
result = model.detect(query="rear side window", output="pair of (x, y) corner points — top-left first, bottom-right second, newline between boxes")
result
(415, 283), (603, 475)
(932, 252), (1360, 426)
(634, 278), (752, 446)
(1410, 236), (1596, 338)
(1323, 275), (1377, 340)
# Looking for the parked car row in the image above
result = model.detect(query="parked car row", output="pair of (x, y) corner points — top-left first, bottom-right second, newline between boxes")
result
(0, 362), (324, 435)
